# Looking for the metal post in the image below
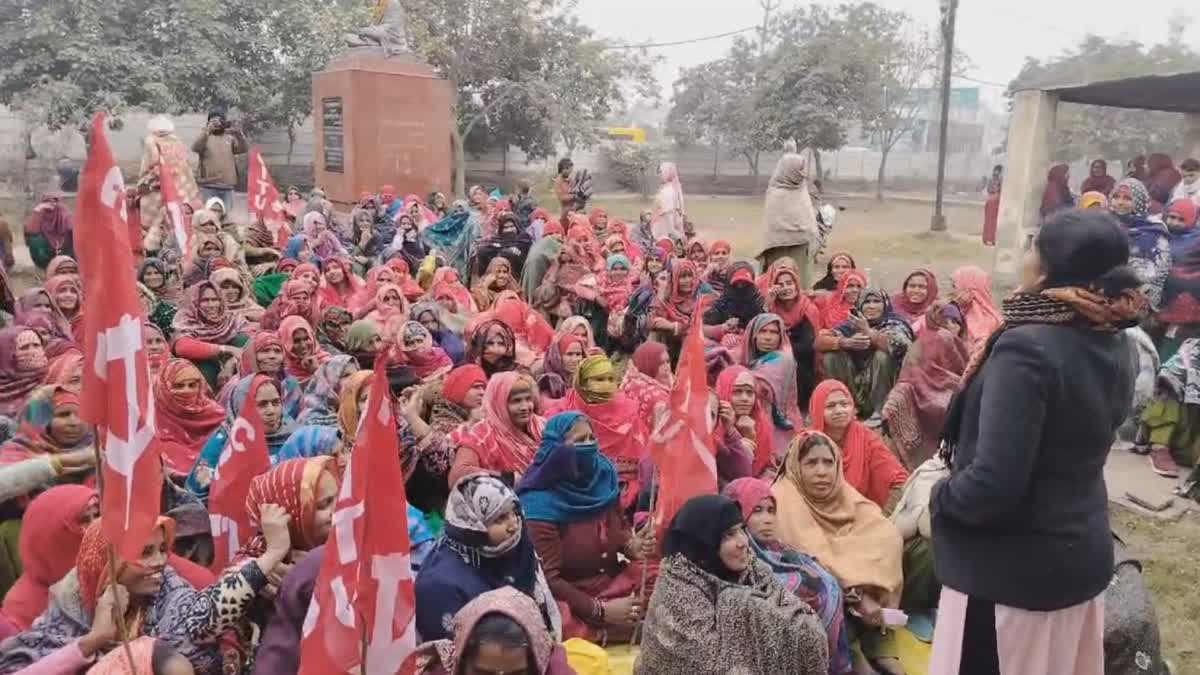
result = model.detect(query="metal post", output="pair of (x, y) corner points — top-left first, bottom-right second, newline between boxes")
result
(930, 0), (958, 232)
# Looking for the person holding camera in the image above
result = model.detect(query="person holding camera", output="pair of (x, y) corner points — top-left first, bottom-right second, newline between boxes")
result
(192, 109), (247, 213)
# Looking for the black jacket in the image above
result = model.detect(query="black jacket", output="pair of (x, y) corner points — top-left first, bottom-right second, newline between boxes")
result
(931, 324), (1135, 611)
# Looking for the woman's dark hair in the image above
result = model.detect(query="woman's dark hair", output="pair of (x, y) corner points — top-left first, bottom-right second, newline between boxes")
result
(1036, 209), (1140, 295)
(151, 639), (183, 674)
(461, 612), (536, 671)
(1182, 158), (1200, 172)
(557, 157), (573, 174)
(537, 372), (567, 399)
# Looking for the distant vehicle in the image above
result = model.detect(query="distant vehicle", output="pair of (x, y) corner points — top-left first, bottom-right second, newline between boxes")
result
(603, 127), (647, 144)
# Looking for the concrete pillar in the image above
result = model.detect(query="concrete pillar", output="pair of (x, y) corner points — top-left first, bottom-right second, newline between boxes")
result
(993, 90), (1058, 284)
(1184, 113), (1200, 160)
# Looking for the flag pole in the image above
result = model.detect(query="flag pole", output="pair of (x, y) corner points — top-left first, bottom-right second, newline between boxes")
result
(631, 466), (660, 646)
(93, 427), (140, 675)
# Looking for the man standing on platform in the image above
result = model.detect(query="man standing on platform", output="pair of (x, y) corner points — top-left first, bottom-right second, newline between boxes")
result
(192, 108), (247, 212)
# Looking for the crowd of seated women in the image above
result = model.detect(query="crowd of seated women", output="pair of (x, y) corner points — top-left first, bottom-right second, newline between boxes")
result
(0, 156), (1172, 675)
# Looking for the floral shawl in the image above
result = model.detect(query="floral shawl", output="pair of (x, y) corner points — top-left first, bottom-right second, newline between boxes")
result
(742, 314), (803, 438)
(833, 287), (915, 361)
(0, 326), (49, 417)
(881, 327), (969, 468)
(172, 281), (247, 344)
(296, 355), (359, 427)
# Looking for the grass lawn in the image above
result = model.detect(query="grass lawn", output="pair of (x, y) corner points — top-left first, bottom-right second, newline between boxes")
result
(1112, 507), (1199, 673)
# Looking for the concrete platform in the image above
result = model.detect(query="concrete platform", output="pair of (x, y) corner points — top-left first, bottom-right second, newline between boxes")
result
(1106, 442), (1194, 520)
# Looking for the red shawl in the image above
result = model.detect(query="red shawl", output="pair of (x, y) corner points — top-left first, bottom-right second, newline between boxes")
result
(350, 266), (397, 316)
(598, 267), (635, 313)
(808, 379), (909, 508)
(619, 342), (671, 433)
(1, 485), (96, 630)
(279, 315), (330, 382)
(44, 274), (83, 339)
(606, 220), (643, 262)
(317, 257), (364, 308)
(262, 278), (321, 331)
(765, 266), (820, 330)
(816, 269), (867, 329)
(430, 267), (477, 313)
(154, 359), (227, 475)
(890, 268), (939, 322)
(652, 259), (701, 324)
(385, 258), (425, 301)
(491, 291), (554, 354)
(0, 326), (48, 417)
(882, 328), (969, 467)
(449, 372), (545, 475)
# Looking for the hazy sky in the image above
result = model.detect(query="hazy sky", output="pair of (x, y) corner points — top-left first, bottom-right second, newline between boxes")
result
(575, 0), (1194, 109)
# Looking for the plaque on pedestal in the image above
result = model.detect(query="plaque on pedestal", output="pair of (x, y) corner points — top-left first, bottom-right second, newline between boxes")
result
(312, 49), (454, 207)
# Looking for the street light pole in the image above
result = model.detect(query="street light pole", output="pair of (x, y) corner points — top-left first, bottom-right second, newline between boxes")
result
(930, 0), (958, 232)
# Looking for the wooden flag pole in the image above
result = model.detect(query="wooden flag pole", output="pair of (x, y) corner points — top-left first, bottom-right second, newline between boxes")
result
(630, 466), (660, 646)
(93, 427), (140, 674)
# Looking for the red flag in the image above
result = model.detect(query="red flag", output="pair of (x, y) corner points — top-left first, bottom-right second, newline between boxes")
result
(158, 158), (191, 260)
(299, 363), (417, 674)
(649, 300), (718, 540)
(207, 375), (272, 571)
(76, 113), (164, 562)
(248, 147), (289, 249)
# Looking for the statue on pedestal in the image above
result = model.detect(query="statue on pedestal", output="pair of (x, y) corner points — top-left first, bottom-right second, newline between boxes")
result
(344, 0), (411, 57)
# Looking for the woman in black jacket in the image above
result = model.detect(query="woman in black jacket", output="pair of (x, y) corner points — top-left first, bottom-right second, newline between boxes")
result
(929, 209), (1145, 675)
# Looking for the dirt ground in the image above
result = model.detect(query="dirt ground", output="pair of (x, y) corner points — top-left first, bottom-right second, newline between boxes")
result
(5, 191), (1197, 671)
(601, 194), (996, 293)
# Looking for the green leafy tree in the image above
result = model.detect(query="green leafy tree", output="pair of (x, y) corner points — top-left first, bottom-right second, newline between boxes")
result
(666, 60), (734, 177)
(406, 0), (657, 194)
(0, 0), (365, 154)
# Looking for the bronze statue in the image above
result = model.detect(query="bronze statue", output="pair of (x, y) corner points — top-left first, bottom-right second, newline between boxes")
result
(344, 0), (411, 56)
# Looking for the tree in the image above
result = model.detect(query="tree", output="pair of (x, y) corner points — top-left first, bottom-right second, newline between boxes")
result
(0, 0), (365, 146)
(406, 0), (657, 194)
(824, 4), (939, 200)
(667, 60), (734, 177)
(1010, 30), (1200, 162)
(766, 3), (940, 200)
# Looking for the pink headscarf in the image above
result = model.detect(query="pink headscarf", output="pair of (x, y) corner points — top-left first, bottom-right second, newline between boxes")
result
(659, 162), (685, 214)
(951, 265), (1003, 351)
(449, 372), (545, 475)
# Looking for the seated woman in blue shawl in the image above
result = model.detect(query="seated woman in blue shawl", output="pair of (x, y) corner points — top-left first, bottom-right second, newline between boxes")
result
(517, 412), (658, 645)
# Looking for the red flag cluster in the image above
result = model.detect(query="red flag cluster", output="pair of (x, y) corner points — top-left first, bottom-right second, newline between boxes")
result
(299, 362), (417, 674)
(76, 113), (164, 562)
(648, 299), (719, 540)
(206, 376), (273, 571)
(248, 147), (290, 249)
